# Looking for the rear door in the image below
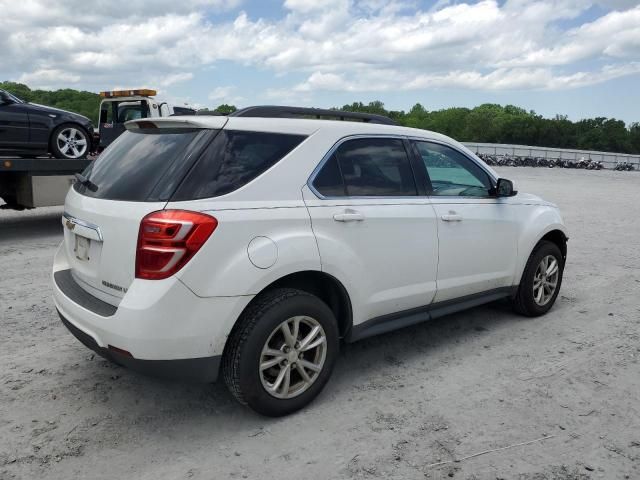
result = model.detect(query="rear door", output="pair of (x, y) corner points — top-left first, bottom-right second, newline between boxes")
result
(411, 140), (519, 302)
(62, 124), (221, 306)
(303, 136), (439, 325)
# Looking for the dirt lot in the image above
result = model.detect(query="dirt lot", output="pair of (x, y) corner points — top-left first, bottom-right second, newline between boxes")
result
(1, 167), (639, 480)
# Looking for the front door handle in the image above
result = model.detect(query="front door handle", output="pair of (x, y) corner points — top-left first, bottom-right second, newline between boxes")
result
(441, 213), (463, 222)
(333, 210), (365, 222)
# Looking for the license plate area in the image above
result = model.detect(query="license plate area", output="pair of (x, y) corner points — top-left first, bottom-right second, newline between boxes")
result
(74, 234), (91, 261)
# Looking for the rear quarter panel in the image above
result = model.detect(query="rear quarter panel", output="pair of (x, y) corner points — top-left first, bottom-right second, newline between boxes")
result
(170, 201), (321, 297)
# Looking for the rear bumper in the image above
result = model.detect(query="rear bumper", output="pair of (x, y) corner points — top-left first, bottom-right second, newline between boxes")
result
(59, 310), (221, 382)
(52, 243), (254, 380)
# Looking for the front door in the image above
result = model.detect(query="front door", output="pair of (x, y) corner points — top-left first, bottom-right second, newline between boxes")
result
(303, 137), (439, 326)
(0, 100), (29, 151)
(411, 140), (519, 302)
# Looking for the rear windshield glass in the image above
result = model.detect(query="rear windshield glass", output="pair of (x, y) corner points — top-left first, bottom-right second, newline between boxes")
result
(75, 129), (211, 201)
(171, 130), (306, 200)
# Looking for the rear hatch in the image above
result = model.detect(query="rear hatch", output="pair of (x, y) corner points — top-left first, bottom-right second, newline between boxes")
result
(62, 118), (225, 306)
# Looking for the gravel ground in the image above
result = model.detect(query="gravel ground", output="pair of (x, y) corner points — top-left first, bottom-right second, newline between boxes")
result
(1, 167), (639, 480)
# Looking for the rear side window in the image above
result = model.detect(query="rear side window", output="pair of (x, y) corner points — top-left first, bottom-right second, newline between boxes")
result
(312, 155), (345, 196)
(172, 130), (306, 200)
(312, 138), (417, 197)
(75, 129), (211, 201)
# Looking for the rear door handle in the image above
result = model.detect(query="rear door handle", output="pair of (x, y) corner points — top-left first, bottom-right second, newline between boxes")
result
(333, 210), (365, 222)
(441, 213), (463, 222)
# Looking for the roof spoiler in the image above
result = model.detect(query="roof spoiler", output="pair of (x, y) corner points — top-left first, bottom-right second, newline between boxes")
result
(229, 105), (398, 125)
(124, 117), (228, 131)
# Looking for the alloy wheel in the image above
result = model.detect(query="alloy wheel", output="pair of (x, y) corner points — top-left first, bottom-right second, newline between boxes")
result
(259, 316), (327, 399)
(533, 254), (559, 306)
(57, 127), (88, 158)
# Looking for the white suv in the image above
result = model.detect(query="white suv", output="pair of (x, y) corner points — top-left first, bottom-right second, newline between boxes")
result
(53, 106), (568, 416)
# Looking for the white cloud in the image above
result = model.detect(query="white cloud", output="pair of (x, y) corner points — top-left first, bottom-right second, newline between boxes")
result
(294, 72), (348, 92)
(498, 6), (640, 67)
(208, 86), (245, 105)
(158, 73), (194, 87)
(1, 0), (639, 96)
(18, 69), (81, 87)
(0, 0), (241, 28)
(208, 86), (235, 100)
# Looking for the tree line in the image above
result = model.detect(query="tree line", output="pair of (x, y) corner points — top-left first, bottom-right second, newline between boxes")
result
(339, 101), (640, 155)
(2, 82), (639, 154)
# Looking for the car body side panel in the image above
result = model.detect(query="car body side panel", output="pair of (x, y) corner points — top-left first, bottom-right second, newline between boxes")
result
(512, 206), (568, 284)
(0, 100), (93, 154)
(302, 186), (439, 327)
(429, 197), (520, 302)
(26, 103), (94, 145)
(0, 103), (31, 150)
(24, 105), (57, 147)
(169, 201), (322, 298)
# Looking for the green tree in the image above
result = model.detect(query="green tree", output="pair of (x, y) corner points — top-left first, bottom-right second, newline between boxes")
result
(214, 104), (237, 115)
(334, 100), (639, 154)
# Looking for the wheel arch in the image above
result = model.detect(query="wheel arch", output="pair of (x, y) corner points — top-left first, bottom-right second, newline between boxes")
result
(516, 222), (568, 285)
(237, 270), (353, 340)
(539, 229), (568, 261)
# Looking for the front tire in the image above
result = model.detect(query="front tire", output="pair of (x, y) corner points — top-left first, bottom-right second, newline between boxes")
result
(513, 240), (564, 316)
(222, 288), (339, 417)
(50, 124), (89, 159)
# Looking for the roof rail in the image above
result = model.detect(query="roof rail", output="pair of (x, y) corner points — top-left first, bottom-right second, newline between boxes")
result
(229, 105), (397, 125)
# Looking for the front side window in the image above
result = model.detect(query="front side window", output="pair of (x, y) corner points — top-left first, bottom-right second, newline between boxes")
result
(313, 138), (417, 197)
(0, 89), (23, 104)
(413, 141), (492, 197)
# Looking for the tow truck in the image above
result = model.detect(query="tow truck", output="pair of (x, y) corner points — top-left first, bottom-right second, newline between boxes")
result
(97, 89), (195, 150)
(0, 89), (196, 210)
(0, 157), (92, 210)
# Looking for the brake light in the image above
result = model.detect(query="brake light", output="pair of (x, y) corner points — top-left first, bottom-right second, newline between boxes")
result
(136, 210), (217, 280)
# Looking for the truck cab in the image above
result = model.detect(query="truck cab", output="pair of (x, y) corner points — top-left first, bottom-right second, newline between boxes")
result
(97, 89), (195, 150)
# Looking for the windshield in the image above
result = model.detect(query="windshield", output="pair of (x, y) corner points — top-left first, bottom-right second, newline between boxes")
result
(74, 128), (214, 201)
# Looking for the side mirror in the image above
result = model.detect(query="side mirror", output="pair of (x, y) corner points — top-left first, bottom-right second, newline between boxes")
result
(496, 178), (517, 197)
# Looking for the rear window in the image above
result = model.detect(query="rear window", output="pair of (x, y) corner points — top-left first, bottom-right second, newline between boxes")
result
(171, 130), (306, 200)
(75, 129), (212, 201)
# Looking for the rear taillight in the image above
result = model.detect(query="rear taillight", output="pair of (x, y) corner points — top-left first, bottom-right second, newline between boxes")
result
(136, 210), (217, 280)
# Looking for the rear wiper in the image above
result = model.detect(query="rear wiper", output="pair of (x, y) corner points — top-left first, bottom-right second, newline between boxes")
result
(74, 173), (99, 192)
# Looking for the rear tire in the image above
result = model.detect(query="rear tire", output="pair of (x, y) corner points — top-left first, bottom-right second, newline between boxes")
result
(222, 288), (339, 417)
(513, 240), (564, 317)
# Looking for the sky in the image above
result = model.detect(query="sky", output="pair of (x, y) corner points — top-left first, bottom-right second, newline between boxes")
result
(1, 0), (639, 123)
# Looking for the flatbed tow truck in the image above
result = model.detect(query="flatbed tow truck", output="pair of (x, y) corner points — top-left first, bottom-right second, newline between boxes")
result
(0, 156), (92, 210)
(1, 88), (195, 211)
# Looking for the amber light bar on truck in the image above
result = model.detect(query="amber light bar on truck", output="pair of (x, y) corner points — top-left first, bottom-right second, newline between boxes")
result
(100, 89), (157, 98)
